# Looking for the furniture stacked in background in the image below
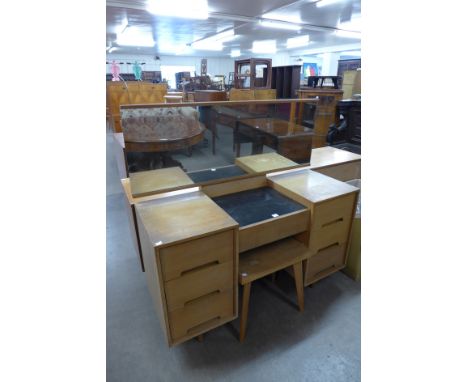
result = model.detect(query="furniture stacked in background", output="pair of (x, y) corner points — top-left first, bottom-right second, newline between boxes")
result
(120, 106), (205, 171)
(298, 88), (344, 148)
(337, 58), (361, 78)
(234, 58), (272, 89)
(106, 82), (167, 132)
(326, 99), (361, 154)
(131, 167), (358, 346)
(307, 75), (342, 89)
(341, 70), (361, 99)
(271, 65), (302, 98)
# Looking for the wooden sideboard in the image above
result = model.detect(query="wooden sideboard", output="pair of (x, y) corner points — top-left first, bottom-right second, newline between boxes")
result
(106, 82), (167, 132)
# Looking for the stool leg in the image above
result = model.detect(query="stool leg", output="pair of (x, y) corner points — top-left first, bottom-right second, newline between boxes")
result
(239, 283), (252, 342)
(293, 262), (305, 312)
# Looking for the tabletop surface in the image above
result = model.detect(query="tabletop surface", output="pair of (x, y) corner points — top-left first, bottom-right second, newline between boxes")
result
(136, 191), (238, 247)
(239, 118), (313, 137)
(235, 153), (298, 174)
(129, 167), (194, 197)
(309, 147), (361, 169)
(212, 187), (306, 227)
(269, 169), (359, 204)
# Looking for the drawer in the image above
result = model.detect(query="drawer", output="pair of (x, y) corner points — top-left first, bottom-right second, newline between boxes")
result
(160, 230), (234, 282)
(309, 215), (351, 254)
(239, 210), (309, 252)
(165, 260), (233, 311)
(315, 162), (360, 182)
(168, 289), (234, 340)
(304, 243), (347, 286)
(311, 193), (356, 229)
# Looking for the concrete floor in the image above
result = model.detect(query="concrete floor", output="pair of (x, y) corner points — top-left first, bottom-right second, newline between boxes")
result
(106, 129), (361, 382)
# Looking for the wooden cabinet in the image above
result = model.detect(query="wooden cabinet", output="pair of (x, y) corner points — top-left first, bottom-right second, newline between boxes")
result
(234, 58), (272, 89)
(337, 59), (361, 78)
(271, 65), (301, 98)
(269, 169), (359, 286)
(135, 191), (239, 346)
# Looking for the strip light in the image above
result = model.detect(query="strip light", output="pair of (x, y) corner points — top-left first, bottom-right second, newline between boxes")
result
(230, 49), (241, 57)
(335, 30), (361, 38)
(116, 27), (155, 47)
(191, 40), (223, 51)
(287, 35), (310, 49)
(259, 19), (301, 31)
(252, 40), (277, 54)
(316, 0), (344, 7)
(146, 0), (209, 20)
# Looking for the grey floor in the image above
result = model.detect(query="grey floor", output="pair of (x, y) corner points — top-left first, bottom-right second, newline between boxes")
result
(106, 128), (361, 382)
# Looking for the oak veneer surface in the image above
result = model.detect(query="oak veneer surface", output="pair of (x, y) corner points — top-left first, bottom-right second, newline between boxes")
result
(129, 167), (194, 198)
(269, 169), (358, 204)
(135, 191), (238, 247)
(235, 153), (298, 174)
(187, 165), (247, 183)
(310, 147), (361, 169)
(212, 187), (306, 227)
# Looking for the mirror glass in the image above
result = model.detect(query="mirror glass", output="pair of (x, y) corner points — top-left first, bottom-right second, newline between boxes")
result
(117, 99), (318, 197)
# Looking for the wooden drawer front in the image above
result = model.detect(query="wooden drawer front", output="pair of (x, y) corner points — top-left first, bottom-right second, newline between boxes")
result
(304, 243), (347, 286)
(309, 216), (351, 254)
(315, 162), (360, 182)
(312, 193), (356, 229)
(160, 230), (234, 282)
(239, 210), (309, 253)
(169, 289), (234, 340)
(165, 260), (233, 311)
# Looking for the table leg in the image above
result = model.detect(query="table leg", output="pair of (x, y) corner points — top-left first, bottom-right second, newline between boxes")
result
(293, 262), (304, 312)
(239, 282), (251, 343)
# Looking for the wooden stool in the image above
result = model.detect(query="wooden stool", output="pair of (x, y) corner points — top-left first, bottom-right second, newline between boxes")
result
(238, 238), (310, 342)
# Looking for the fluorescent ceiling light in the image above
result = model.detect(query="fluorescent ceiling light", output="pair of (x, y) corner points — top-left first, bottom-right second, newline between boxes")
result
(231, 49), (241, 57)
(262, 12), (302, 24)
(287, 35), (310, 49)
(191, 40), (223, 51)
(316, 0), (344, 7)
(252, 40), (277, 54)
(108, 47), (118, 53)
(335, 29), (361, 38)
(146, 0), (209, 19)
(259, 19), (301, 31)
(338, 16), (361, 32)
(116, 26), (155, 47)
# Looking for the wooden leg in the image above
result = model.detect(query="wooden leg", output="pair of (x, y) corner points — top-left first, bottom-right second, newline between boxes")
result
(239, 282), (251, 343)
(196, 334), (204, 342)
(292, 262), (304, 312)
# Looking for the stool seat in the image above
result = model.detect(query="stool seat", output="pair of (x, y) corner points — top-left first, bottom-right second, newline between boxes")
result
(238, 237), (310, 342)
(239, 238), (310, 285)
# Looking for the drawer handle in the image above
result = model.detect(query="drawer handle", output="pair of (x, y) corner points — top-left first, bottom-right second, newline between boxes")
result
(186, 316), (222, 335)
(184, 290), (221, 306)
(317, 242), (340, 252)
(322, 217), (343, 228)
(181, 260), (220, 276)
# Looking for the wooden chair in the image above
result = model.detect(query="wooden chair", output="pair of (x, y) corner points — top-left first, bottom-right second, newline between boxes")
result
(238, 238), (310, 342)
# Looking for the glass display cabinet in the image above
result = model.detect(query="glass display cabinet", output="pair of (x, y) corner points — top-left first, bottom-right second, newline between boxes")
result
(234, 58), (272, 89)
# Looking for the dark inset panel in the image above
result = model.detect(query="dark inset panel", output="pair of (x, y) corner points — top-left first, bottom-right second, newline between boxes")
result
(212, 187), (306, 227)
(187, 165), (247, 183)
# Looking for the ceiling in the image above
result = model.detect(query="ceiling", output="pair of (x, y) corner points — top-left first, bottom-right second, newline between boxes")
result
(106, 0), (361, 57)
